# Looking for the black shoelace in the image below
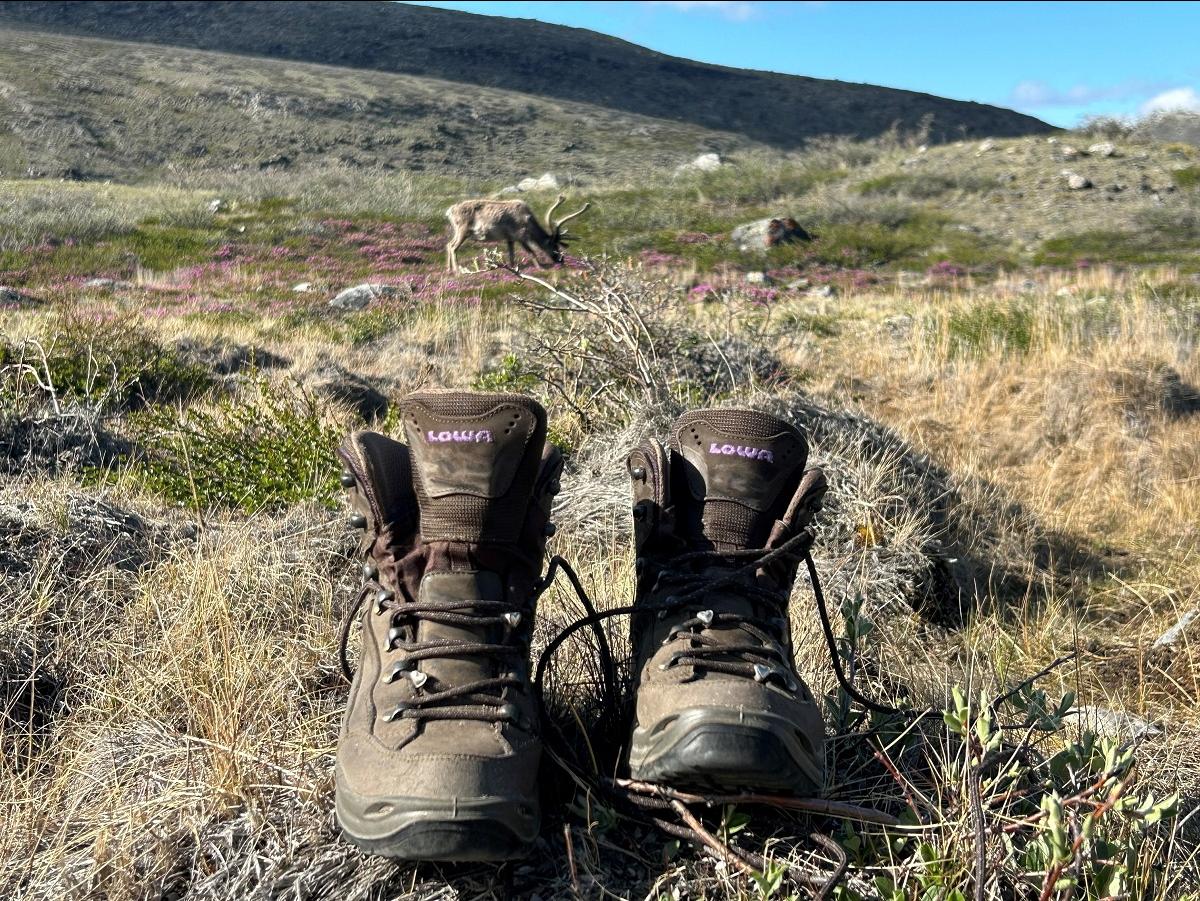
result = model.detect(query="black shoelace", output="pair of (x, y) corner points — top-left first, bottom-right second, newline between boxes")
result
(337, 536), (538, 728)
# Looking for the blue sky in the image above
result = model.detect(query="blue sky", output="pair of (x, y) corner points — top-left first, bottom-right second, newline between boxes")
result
(405, 1), (1200, 127)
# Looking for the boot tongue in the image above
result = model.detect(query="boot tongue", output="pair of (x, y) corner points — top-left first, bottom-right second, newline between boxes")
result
(401, 390), (547, 544)
(398, 391), (547, 725)
(668, 408), (808, 552)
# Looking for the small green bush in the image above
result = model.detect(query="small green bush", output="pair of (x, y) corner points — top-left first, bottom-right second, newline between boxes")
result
(1171, 166), (1200, 190)
(129, 378), (343, 513)
(0, 317), (213, 409)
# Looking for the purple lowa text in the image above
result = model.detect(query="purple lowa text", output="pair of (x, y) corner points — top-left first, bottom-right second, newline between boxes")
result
(426, 429), (494, 443)
(709, 442), (774, 462)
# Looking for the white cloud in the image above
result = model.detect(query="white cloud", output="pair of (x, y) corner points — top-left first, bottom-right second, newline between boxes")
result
(1010, 79), (1155, 108)
(648, 1), (763, 22)
(1140, 86), (1200, 115)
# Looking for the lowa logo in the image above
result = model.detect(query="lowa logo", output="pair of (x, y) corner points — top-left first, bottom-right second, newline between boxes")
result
(425, 429), (494, 443)
(709, 442), (773, 462)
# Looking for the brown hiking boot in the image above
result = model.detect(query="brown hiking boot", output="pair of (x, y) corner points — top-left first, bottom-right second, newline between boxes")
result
(334, 390), (561, 861)
(625, 408), (828, 794)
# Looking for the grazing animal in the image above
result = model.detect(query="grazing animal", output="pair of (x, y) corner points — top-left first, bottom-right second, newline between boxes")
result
(444, 194), (590, 272)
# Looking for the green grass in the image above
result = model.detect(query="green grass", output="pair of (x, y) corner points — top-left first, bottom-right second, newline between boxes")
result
(0, 316), (213, 409)
(943, 303), (1035, 356)
(128, 378), (343, 513)
(1171, 166), (1200, 190)
(855, 171), (1001, 199)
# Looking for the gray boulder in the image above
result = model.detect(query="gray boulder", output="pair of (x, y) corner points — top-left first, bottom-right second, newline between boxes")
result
(730, 217), (813, 253)
(1065, 172), (1093, 190)
(0, 286), (40, 307)
(515, 173), (559, 192)
(675, 152), (722, 175)
(328, 283), (403, 312)
(1088, 141), (1119, 157)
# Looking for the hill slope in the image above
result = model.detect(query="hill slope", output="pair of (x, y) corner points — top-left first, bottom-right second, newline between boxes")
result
(0, 0), (1052, 156)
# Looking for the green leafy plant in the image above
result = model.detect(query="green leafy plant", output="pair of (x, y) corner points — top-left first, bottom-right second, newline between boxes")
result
(129, 377), (343, 513)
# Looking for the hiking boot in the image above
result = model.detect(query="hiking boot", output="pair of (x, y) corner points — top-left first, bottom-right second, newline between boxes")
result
(625, 408), (828, 794)
(334, 390), (561, 861)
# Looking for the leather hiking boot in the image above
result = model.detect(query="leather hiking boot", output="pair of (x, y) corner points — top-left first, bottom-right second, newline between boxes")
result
(625, 408), (828, 794)
(334, 390), (562, 861)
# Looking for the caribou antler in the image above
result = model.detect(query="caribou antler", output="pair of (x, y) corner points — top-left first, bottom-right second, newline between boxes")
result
(551, 201), (590, 235)
(544, 194), (566, 232)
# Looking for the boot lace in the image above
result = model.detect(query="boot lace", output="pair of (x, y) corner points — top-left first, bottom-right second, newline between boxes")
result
(642, 549), (800, 690)
(337, 533), (540, 728)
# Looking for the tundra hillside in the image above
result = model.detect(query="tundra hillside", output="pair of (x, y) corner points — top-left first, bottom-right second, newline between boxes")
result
(2, 124), (1198, 898)
(1, 6), (1200, 900)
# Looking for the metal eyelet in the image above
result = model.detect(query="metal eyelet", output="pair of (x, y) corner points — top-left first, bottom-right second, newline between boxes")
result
(498, 702), (520, 722)
(408, 670), (429, 689)
(361, 562), (378, 580)
(349, 513), (367, 529)
(384, 703), (409, 722)
(696, 609), (715, 626)
(630, 466), (647, 481)
(543, 522), (557, 536)
(753, 664), (773, 683)
(381, 659), (409, 683)
(503, 611), (523, 628)
(340, 471), (356, 488)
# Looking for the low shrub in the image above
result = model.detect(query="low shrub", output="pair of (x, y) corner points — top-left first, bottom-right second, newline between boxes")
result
(128, 378), (343, 513)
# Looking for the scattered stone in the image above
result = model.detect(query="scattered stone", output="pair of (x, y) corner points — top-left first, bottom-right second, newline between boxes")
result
(292, 282), (313, 293)
(305, 364), (389, 421)
(675, 152), (722, 175)
(82, 278), (132, 290)
(0, 286), (40, 307)
(1067, 705), (1161, 739)
(729, 217), (813, 253)
(1152, 608), (1199, 651)
(1065, 172), (1092, 190)
(207, 199), (228, 214)
(807, 285), (837, 299)
(917, 144), (928, 153)
(1088, 141), (1118, 157)
(785, 278), (811, 291)
(1055, 286), (1075, 297)
(1060, 146), (1082, 159)
(515, 173), (559, 192)
(328, 283), (404, 312)
(1047, 137), (1058, 144)
(744, 271), (771, 285)
(976, 139), (996, 154)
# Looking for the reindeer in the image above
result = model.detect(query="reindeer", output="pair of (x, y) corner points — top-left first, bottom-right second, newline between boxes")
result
(444, 194), (590, 273)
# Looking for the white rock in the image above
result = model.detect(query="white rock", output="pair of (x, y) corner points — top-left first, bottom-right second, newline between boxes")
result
(807, 284), (837, 298)
(744, 270), (770, 285)
(976, 139), (996, 154)
(1088, 141), (1118, 157)
(515, 173), (559, 192)
(328, 283), (401, 312)
(207, 199), (228, 213)
(1055, 286), (1075, 297)
(1068, 706), (1161, 739)
(292, 282), (313, 293)
(1061, 146), (1082, 159)
(1066, 173), (1093, 190)
(675, 152), (722, 175)
(1152, 608), (1199, 650)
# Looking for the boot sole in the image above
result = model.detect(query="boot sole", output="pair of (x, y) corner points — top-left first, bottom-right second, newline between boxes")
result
(628, 706), (823, 795)
(336, 781), (539, 862)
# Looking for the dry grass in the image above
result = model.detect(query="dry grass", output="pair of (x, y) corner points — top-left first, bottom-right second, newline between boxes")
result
(2, 215), (1199, 898)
